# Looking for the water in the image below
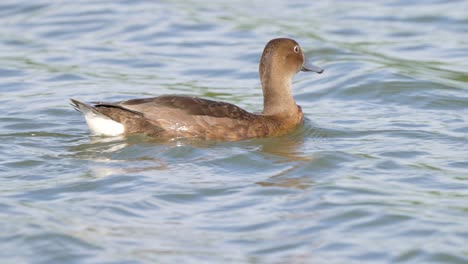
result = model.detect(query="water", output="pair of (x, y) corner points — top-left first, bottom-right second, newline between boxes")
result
(1, 0), (468, 263)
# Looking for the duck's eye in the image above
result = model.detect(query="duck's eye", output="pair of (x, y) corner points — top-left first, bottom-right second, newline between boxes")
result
(293, 45), (299, 53)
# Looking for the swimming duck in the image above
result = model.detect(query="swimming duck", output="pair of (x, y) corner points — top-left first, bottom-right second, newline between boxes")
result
(71, 38), (323, 140)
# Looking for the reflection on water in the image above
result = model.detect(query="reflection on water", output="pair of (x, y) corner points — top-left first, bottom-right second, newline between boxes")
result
(1, 0), (468, 263)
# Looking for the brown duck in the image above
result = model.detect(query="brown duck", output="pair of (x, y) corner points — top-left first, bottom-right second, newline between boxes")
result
(71, 38), (323, 141)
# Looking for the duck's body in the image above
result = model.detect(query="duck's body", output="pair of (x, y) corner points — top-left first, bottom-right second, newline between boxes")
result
(71, 95), (303, 140)
(71, 38), (323, 141)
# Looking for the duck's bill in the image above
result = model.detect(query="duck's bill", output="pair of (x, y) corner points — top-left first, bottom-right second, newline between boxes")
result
(301, 62), (324, 74)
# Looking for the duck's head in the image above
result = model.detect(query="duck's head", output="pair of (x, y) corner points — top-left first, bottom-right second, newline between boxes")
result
(259, 38), (323, 86)
(259, 38), (323, 116)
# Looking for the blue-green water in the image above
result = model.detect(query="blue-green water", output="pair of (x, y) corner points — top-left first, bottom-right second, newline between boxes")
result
(1, 1), (468, 263)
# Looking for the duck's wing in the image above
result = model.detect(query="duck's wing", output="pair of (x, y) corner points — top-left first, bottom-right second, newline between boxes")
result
(95, 95), (257, 121)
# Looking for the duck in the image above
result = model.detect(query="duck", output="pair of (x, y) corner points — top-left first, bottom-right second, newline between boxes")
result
(70, 38), (323, 141)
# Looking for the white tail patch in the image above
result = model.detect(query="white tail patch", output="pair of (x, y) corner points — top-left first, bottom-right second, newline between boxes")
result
(72, 99), (125, 136)
(84, 112), (125, 136)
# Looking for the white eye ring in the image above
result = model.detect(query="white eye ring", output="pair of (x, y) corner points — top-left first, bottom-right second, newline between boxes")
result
(293, 45), (299, 53)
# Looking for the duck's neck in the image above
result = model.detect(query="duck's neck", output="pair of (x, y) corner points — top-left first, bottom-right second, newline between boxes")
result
(261, 73), (297, 116)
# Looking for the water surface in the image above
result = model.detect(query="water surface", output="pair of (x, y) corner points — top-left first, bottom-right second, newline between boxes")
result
(1, 0), (468, 263)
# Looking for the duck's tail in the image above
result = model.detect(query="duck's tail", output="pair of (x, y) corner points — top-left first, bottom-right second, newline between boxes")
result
(70, 99), (125, 136)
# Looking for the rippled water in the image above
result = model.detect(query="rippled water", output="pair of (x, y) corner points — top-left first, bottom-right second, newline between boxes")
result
(1, 0), (468, 263)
